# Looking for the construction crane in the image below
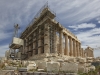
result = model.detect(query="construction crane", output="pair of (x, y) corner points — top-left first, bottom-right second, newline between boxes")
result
(14, 24), (20, 37)
(9, 24), (20, 59)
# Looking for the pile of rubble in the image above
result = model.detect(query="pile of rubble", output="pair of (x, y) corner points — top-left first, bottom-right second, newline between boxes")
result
(0, 57), (95, 74)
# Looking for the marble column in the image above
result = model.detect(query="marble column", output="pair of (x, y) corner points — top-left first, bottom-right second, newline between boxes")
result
(26, 39), (28, 53)
(59, 29), (64, 55)
(73, 39), (76, 57)
(54, 30), (57, 54)
(92, 50), (94, 57)
(77, 42), (80, 57)
(33, 42), (35, 55)
(79, 43), (81, 57)
(24, 39), (27, 54)
(83, 50), (85, 57)
(69, 37), (73, 56)
(23, 39), (25, 54)
(81, 48), (82, 57)
(76, 41), (77, 57)
(44, 24), (50, 54)
(65, 34), (69, 56)
(82, 48), (84, 57)
(90, 51), (92, 57)
(38, 39), (41, 54)
(76, 41), (79, 57)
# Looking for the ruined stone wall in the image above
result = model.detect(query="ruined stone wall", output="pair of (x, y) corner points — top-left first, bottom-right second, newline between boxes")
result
(85, 47), (94, 57)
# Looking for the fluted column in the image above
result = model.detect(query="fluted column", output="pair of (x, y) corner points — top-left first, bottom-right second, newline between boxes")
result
(38, 40), (41, 54)
(33, 42), (36, 55)
(54, 30), (57, 54)
(81, 48), (84, 57)
(59, 29), (64, 55)
(80, 48), (82, 57)
(77, 42), (80, 57)
(76, 41), (79, 57)
(24, 39), (27, 54)
(92, 50), (94, 57)
(65, 34), (69, 56)
(73, 39), (74, 56)
(73, 39), (76, 57)
(44, 24), (50, 54)
(38, 28), (41, 54)
(26, 39), (28, 53)
(91, 51), (92, 57)
(79, 43), (81, 57)
(69, 37), (73, 56)
(76, 41), (77, 57)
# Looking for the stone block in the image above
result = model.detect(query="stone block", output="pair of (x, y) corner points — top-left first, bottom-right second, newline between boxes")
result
(47, 73), (58, 75)
(89, 65), (95, 71)
(60, 62), (78, 73)
(27, 66), (36, 71)
(27, 72), (34, 75)
(38, 72), (47, 75)
(47, 62), (60, 72)
(78, 63), (86, 67)
(37, 69), (45, 72)
(18, 67), (27, 72)
(12, 60), (19, 65)
(87, 60), (93, 63)
(86, 63), (91, 67)
(78, 66), (85, 73)
(87, 57), (93, 60)
(84, 68), (89, 73)
(28, 61), (35, 64)
(38, 61), (47, 70)
(68, 58), (76, 62)
(27, 61), (37, 71)
(34, 72), (47, 75)
(43, 58), (48, 62)
(64, 73), (77, 75)
(13, 60), (17, 63)
(5, 66), (17, 70)
(12, 37), (23, 45)
(22, 61), (29, 67)
(79, 58), (86, 63)
(57, 59), (64, 62)
(5, 63), (8, 66)
(21, 72), (27, 75)
(64, 58), (68, 62)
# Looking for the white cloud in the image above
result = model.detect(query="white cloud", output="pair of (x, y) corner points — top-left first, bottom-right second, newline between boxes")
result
(69, 23), (96, 30)
(0, 45), (9, 57)
(77, 28), (100, 42)
(98, 21), (100, 23)
(0, 30), (12, 41)
(76, 28), (100, 57)
(53, 0), (100, 24)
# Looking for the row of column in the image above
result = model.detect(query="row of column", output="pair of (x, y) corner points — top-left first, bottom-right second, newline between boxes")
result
(23, 24), (85, 58)
(59, 30), (85, 57)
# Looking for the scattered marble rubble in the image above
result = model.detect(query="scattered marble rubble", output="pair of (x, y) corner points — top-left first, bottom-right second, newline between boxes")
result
(0, 57), (96, 74)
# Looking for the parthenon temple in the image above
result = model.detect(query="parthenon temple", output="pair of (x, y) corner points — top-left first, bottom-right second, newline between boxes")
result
(9, 4), (94, 60)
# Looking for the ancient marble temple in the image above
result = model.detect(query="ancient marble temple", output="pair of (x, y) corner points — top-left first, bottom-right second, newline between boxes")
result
(9, 4), (94, 60)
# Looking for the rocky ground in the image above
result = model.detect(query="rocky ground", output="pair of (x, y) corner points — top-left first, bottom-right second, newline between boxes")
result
(0, 70), (14, 75)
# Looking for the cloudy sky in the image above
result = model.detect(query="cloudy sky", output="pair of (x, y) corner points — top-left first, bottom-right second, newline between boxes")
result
(0, 0), (100, 57)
